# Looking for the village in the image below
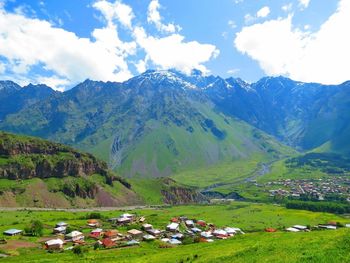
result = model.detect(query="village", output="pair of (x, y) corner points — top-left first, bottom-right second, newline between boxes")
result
(1, 213), (246, 252)
(2, 209), (350, 255)
(261, 177), (350, 201)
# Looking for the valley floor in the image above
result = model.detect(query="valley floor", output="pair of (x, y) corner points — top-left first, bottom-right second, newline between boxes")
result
(0, 202), (349, 262)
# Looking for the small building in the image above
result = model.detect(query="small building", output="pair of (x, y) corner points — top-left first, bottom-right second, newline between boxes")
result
(168, 239), (182, 245)
(127, 229), (143, 239)
(171, 233), (184, 240)
(44, 239), (64, 250)
(146, 229), (162, 236)
(126, 240), (140, 246)
(319, 225), (337, 230)
(143, 234), (156, 241)
(286, 227), (300, 232)
(200, 231), (213, 239)
(139, 217), (146, 223)
(56, 222), (68, 228)
(65, 231), (84, 242)
(3, 229), (22, 236)
(90, 228), (103, 238)
(87, 219), (100, 227)
(197, 220), (206, 227)
(293, 225), (308, 231)
(191, 227), (202, 233)
(179, 216), (188, 222)
(53, 226), (66, 234)
(345, 224), (350, 228)
(170, 218), (179, 223)
(166, 223), (179, 232)
(117, 217), (132, 225)
(185, 220), (194, 228)
(120, 213), (134, 219)
(213, 229), (228, 239)
(142, 224), (153, 231)
(265, 228), (277, 233)
(185, 229), (194, 236)
(101, 238), (116, 248)
(104, 230), (118, 239)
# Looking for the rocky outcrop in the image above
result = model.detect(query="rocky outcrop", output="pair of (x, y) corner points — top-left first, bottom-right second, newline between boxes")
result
(160, 178), (208, 205)
(0, 132), (108, 180)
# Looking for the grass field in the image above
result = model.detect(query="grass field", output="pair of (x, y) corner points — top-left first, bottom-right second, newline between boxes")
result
(0, 202), (349, 262)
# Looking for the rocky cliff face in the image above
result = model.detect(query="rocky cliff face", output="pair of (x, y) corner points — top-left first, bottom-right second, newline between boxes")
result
(0, 131), (108, 180)
(160, 178), (208, 204)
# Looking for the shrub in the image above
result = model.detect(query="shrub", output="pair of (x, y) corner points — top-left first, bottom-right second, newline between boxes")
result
(24, 220), (43, 236)
(72, 246), (87, 255)
(86, 212), (102, 219)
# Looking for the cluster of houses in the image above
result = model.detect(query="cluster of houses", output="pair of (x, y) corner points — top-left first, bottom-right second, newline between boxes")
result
(264, 221), (347, 233)
(3, 213), (245, 251)
(264, 178), (350, 201)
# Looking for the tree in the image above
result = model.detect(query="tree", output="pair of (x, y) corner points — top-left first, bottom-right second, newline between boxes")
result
(24, 220), (43, 236)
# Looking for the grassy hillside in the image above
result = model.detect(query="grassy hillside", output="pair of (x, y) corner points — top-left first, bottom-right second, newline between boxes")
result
(0, 76), (295, 180)
(0, 132), (145, 207)
(0, 202), (349, 262)
(0, 175), (141, 208)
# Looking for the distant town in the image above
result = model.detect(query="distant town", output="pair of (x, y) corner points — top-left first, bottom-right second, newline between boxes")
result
(260, 177), (350, 201)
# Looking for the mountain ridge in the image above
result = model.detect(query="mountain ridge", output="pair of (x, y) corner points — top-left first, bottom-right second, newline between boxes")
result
(0, 70), (349, 178)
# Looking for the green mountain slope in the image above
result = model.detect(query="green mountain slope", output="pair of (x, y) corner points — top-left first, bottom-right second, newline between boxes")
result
(0, 72), (294, 180)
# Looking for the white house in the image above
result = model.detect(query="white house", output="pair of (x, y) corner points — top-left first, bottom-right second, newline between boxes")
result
(168, 239), (182, 245)
(201, 231), (213, 239)
(66, 231), (84, 242)
(142, 224), (153, 230)
(185, 220), (194, 227)
(293, 225), (308, 230)
(191, 227), (202, 233)
(53, 226), (66, 234)
(166, 223), (179, 232)
(3, 229), (22, 236)
(143, 234), (156, 241)
(45, 239), (64, 250)
(56, 222), (68, 228)
(286, 227), (300, 232)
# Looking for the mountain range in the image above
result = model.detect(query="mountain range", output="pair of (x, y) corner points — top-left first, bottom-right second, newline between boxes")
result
(0, 70), (349, 178)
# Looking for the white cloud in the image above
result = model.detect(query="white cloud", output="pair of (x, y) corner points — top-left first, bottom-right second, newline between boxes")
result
(147, 0), (181, 33)
(36, 76), (69, 92)
(228, 20), (237, 29)
(93, 0), (134, 29)
(0, 0), (219, 89)
(245, 6), (270, 25)
(135, 59), (147, 74)
(257, 6), (270, 18)
(282, 3), (293, 12)
(244, 13), (255, 24)
(133, 27), (219, 74)
(0, 5), (135, 90)
(227, 68), (240, 75)
(0, 62), (5, 74)
(298, 0), (310, 9)
(234, 0), (350, 84)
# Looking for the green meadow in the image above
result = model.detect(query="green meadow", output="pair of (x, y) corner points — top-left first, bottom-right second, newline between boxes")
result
(0, 202), (349, 262)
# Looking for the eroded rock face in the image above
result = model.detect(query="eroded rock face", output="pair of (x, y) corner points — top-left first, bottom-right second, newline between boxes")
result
(160, 178), (208, 205)
(0, 132), (108, 180)
(161, 187), (207, 205)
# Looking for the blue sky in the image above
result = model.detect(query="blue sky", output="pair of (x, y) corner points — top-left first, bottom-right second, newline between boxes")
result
(0, 0), (347, 90)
